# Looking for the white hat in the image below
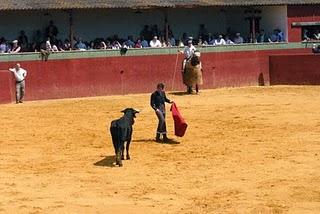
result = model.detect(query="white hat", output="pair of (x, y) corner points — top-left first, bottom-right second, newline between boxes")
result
(12, 40), (18, 43)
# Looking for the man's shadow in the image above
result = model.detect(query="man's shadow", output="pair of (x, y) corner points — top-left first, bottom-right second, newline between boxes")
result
(169, 91), (190, 96)
(94, 155), (115, 167)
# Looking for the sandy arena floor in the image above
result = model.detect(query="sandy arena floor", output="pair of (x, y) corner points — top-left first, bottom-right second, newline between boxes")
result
(0, 86), (319, 213)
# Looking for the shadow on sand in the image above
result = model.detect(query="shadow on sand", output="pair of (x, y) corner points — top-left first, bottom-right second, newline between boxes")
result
(94, 155), (115, 167)
(169, 91), (191, 96)
(133, 138), (180, 145)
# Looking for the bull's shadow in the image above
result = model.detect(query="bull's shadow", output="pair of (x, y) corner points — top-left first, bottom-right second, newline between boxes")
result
(94, 155), (115, 167)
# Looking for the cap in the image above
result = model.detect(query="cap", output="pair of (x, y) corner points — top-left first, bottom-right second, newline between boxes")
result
(12, 40), (18, 43)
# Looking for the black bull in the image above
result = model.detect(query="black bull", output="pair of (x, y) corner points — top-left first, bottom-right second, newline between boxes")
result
(110, 108), (139, 167)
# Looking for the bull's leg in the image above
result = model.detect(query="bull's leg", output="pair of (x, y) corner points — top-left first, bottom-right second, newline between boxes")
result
(116, 149), (123, 167)
(121, 143), (125, 160)
(195, 84), (199, 94)
(126, 139), (131, 160)
(187, 86), (193, 94)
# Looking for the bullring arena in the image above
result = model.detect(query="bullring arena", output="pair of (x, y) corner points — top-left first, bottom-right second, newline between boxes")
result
(1, 86), (319, 213)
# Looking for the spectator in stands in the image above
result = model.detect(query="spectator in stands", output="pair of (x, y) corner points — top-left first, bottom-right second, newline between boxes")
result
(151, 25), (159, 37)
(233, 33), (244, 44)
(198, 24), (209, 42)
(140, 25), (152, 41)
(257, 29), (268, 43)
(215, 34), (226, 45)
(302, 29), (310, 41)
(225, 35), (234, 44)
(112, 40), (121, 49)
(277, 29), (285, 42)
(197, 37), (207, 46)
(135, 39), (142, 48)
(9, 40), (21, 53)
(177, 39), (184, 47)
(182, 32), (188, 45)
(169, 35), (176, 47)
(140, 36), (149, 48)
(208, 33), (215, 45)
(63, 39), (71, 51)
(160, 36), (167, 47)
(269, 29), (279, 42)
(75, 38), (87, 50)
(125, 36), (135, 48)
(314, 30), (320, 40)
(0, 37), (7, 53)
(45, 37), (52, 51)
(46, 20), (58, 41)
(18, 30), (28, 52)
(150, 36), (161, 48)
(100, 40), (107, 49)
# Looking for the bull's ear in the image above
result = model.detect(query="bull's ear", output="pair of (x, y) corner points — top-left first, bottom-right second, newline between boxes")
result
(121, 108), (128, 113)
(134, 109), (140, 113)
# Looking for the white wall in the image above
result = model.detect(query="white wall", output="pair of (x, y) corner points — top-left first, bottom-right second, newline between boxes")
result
(0, 6), (288, 43)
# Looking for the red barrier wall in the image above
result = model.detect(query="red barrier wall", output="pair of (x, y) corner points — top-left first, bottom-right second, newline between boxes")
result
(287, 5), (320, 42)
(0, 48), (311, 104)
(270, 53), (320, 85)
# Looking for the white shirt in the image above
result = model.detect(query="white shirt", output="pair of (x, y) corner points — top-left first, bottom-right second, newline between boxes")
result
(183, 45), (196, 59)
(9, 68), (27, 82)
(215, 38), (226, 45)
(149, 39), (161, 48)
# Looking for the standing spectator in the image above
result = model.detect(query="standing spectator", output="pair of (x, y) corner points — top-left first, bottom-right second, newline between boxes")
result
(18, 30), (28, 52)
(9, 40), (21, 53)
(150, 36), (161, 48)
(140, 25), (152, 41)
(150, 83), (173, 142)
(46, 20), (58, 40)
(198, 24), (209, 42)
(9, 63), (27, 104)
(233, 33), (244, 44)
(0, 37), (7, 53)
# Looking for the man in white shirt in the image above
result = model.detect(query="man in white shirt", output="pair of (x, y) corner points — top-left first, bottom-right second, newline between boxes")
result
(9, 63), (27, 103)
(180, 40), (196, 72)
(215, 35), (226, 45)
(149, 36), (162, 48)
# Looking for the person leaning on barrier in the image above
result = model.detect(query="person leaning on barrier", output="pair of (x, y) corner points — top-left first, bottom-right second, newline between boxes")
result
(9, 63), (27, 104)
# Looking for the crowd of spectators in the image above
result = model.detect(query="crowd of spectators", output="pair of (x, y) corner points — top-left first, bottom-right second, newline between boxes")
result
(0, 21), (291, 54)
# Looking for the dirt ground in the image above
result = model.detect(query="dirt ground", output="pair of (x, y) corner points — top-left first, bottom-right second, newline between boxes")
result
(0, 86), (319, 214)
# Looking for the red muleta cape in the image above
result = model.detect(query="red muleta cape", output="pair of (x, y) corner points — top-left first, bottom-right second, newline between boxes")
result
(170, 102), (188, 137)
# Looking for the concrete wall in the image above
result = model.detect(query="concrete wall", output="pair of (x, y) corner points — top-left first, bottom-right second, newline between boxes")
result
(270, 54), (320, 85)
(0, 47), (310, 104)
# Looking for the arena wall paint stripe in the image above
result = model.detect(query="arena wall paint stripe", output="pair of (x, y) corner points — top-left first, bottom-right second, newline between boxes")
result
(0, 42), (318, 62)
